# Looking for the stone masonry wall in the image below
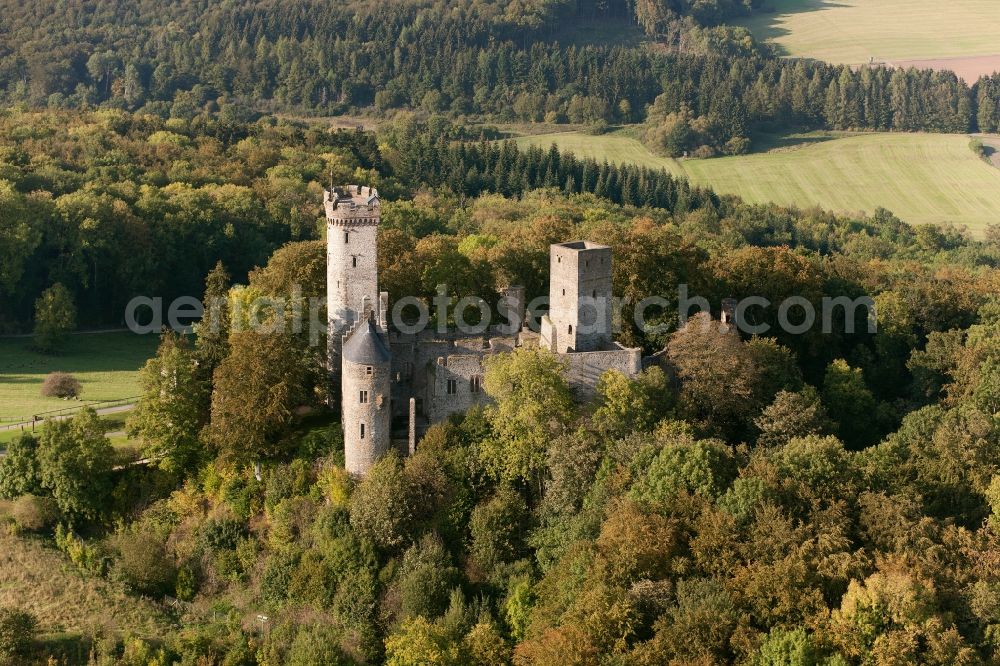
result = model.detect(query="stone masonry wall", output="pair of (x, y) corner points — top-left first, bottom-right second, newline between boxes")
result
(560, 345), (643, 398)
(342, 357), (392, 476)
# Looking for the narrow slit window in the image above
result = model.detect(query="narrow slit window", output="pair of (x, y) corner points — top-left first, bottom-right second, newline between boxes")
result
(360, 423), (365, 439)
(344, 231), (349, 243)
(352, 256), (357, 268)
(568, 324), (573, 334)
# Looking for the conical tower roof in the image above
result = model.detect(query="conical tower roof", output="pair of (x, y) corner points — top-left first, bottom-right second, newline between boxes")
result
(343, 316), (391, 365)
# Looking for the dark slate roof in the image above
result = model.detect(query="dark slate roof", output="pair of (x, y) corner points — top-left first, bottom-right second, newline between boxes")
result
(343, 318), (391, 365)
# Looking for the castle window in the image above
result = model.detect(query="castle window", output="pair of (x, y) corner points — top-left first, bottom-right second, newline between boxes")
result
(366, 366), (373, 375)
(360, 423), (365, 439)
(446, 379), (457, 395)
(593, 290), (597, 298)
(470, 375), (482, 393)
(352, 256), (357, 268)
(557, 256), (561, 263)
(562, 288), (565, 296)
(344, 231), (349, 244)
(568, 325), (573, 334)
(360, 390), (369, 404)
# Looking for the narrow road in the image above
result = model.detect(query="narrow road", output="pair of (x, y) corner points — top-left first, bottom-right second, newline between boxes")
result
(0, 327), (131, 339)
(0, 403), (136, 432)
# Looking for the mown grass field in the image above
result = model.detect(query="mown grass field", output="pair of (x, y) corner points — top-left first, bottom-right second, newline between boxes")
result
(513, 130), (1000, 233)
(0, 331), (158, 421)
(735, 0), (1000, 69)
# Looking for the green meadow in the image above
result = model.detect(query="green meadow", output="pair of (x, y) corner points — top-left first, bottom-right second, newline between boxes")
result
(513, 130), (1000, 233)
(0, 331), (158, 422)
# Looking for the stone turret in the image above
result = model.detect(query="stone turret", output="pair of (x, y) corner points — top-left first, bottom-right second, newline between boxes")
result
(341, 313), (392, 476)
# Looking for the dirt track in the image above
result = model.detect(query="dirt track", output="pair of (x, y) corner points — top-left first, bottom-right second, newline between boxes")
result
(887, 54), (1000, 83)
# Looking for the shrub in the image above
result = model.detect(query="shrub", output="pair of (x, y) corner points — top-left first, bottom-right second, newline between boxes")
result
(261, 550), (299, 604)
(725, 135), (751, 155)
(54, 523), (104, 574)
(586, 119), (610, 135)
(40, 371), (81, 399)
(544, 110), (565, 124)
(114, 530), (176, 596)
(175, 565), (198, 601)
(691, 144), (717, 159)
(0, 607), (36, 666)
(268, 496), (317, 551)
(316, 464), (352, 510)
(264, 459), (312, 510)
(971, 137), (987, 159)
(0, 434), (40, 499)
(199, 516), (246, 552)
(286, 623), (349, 666)
(11, 494), (57, 531)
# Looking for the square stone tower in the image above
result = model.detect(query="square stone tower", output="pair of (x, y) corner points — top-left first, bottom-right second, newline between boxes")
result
(541, 241), (613, 353)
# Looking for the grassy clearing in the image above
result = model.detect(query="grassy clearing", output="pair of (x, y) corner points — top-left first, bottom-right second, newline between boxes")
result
(736, 0), (1000, 65)
(0, 332), (158, 421)
(513, 130), (1000, 233)
(515, 130), (684, 174)
(0, 531), (174, 639)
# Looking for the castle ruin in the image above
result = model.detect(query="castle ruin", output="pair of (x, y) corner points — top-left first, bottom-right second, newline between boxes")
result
(327, 186), (643, 476)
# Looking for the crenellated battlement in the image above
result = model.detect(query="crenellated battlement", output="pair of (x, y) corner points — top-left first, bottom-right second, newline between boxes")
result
(324, 186), (380, 224)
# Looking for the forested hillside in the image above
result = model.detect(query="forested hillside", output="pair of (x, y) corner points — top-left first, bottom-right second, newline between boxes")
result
(2, 137), (1000, 661)
(2, 1), (1000, 664)
(4, 109), (997, 333)
(0, 0), (998, 156)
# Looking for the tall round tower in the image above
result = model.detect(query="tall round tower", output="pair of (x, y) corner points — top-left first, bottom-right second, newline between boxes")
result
(326, 185), (380, 330)
(327, 185), (380, 387)
(341, 315), (392, 476)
